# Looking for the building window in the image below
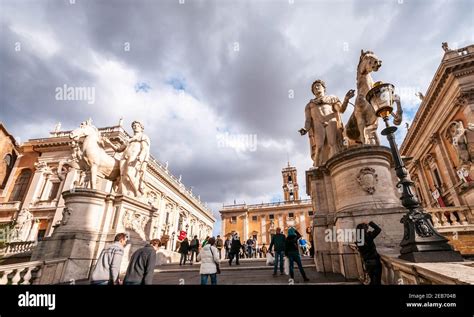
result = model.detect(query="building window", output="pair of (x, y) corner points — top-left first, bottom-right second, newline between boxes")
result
(48, 182), (61, 201)
(289, 212), (294, 218)
(308, 211), (314, 216)
(252, 216), (258, 221)
(1, 153), (16, 189)
(231, 216), (237, 223)
(9, 169), (32, 202)
(37, 219), (49, 241)
(269, 214), (274, 220)
(433, 168), (443, 189)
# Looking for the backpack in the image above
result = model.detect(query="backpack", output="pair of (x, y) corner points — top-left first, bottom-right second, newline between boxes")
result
(216, 239), (223, 247)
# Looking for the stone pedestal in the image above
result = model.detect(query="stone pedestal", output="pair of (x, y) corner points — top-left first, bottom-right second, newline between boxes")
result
(306, 146), (407, 279)
(31, 188), (162, 283)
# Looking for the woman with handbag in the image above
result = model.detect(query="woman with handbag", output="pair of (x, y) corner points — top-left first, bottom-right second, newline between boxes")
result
(197, 237), (220, 285)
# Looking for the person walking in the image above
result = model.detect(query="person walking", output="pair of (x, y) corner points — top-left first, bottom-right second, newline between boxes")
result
(268, 227), (286, 276)
(197, 237), (220, 285)
(90, 233), (128, 285)
(261, 243), (268, 258)
(299, 237), (308, 255)
(178, 237), (190, 265)
(228, 233), (242, 266)
(189, 235), (199, 265)
(285, 228), (309, 282)
(356, 221), (382, 285)
(224, 236), (232, 259)
(123, 239), (161, 285)
(202, 236), (210, 248)
(215, 235), (224, 259)
(246, 236), (254, 258)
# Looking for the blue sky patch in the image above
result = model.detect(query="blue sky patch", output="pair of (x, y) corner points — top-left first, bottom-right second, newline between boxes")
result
(166, 77), (187, 91)
(134, 82), (151, 93)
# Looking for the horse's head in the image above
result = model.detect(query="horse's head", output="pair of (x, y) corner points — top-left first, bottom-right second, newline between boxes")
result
(70, 121), (99, 141)
(358, 50), (382, 74)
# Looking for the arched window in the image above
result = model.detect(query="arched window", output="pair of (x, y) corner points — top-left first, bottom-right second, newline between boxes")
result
(9, 169), (32, 202)
(1, 152), (17, 189)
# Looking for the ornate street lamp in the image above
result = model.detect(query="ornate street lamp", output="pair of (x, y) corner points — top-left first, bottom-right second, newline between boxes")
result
(366, 83), (463, 262)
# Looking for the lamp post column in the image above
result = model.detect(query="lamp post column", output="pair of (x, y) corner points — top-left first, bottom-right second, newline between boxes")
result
(381, 117), (463, 262)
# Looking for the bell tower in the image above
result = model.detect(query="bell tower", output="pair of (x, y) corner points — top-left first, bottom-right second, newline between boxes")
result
(282, 163), (299, 201)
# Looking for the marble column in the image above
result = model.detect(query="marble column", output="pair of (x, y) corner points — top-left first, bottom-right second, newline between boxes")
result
(415, 160), (432, 208)
(221, 215), (226, 236)
(299, 213), (306, 238)
(50, 169), (78, 236)
(243, 213), (248, 241)
(432, 134), (460, 205)
(260, 216), (267, 244)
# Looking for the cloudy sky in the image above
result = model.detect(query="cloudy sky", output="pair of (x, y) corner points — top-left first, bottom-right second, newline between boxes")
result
(1, 0), (472, 234)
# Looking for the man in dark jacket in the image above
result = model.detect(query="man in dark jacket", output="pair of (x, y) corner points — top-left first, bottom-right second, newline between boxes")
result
(189, 235), (199, 265)
(178, 238), (190, 266)
(228, 234), (242, 266)
(356, 221), (382, 285)
(268, 227), (286, 276)
(124, 239), (160, 285)
(215, 235), (224, 259)
(285, 228), (309, 282)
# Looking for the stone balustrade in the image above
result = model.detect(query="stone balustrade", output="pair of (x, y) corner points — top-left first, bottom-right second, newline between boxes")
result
(345, 248), (474, 285)
(0, 201), (21, 212)
(426, 206), (472, 228)
(379, 251), (474, 285)
(1, 241), (37, 255)
(0, 261), (43, 285)
(0, 258), (68, 285)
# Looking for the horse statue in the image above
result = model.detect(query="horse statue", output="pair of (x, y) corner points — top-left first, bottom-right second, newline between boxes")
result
(64, 120), (121, 190)
(345, 50), (403, 145)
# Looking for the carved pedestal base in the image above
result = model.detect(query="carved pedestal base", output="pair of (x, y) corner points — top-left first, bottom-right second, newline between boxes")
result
(31, 188), (160, 283)
(306, 146), (406, 279)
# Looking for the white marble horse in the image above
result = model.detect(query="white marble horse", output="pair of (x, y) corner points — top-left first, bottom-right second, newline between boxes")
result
(67, 121), (121, 189)
(345, 50), (403, 145)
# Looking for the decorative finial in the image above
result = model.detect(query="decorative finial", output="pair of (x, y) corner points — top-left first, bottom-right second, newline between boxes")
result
(118, 117), (123, 127)
(54, 122), (61, 132)
(441, 42), (451, 52)
(415, 92), (424, 101)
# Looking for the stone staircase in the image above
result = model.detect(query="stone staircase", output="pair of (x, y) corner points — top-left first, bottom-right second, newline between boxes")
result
(153, 256), (360, 285)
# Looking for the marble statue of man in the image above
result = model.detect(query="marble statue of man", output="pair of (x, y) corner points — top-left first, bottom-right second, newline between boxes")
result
(10, 208), (33, 242)
(299, 80), (355, 167)
(447, 120), (474, 167)
(115, 121), (150, 197)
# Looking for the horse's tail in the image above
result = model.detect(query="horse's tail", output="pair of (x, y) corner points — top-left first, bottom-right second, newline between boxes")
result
(345, 114), (360, 141)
